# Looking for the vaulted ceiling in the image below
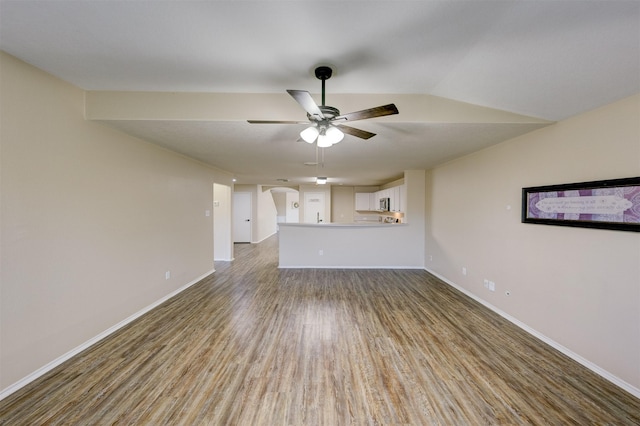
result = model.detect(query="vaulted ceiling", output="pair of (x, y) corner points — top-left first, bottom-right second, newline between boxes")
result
(1, 1), (638, 185)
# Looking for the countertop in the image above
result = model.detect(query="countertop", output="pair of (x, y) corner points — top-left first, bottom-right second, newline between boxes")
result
(278, 222), (406, 228)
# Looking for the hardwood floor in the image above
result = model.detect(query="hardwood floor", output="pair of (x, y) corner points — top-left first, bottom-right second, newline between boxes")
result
(1, 234), (638, 425)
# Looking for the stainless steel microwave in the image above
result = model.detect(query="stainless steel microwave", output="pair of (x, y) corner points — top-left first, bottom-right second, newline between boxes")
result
(379, 197), (390, 211)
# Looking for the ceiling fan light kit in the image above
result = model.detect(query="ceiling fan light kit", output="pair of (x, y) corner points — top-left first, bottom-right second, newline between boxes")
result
(300, 123), (344, 147)
(300, 126), (319, 143)
(324, 126), (344, 144)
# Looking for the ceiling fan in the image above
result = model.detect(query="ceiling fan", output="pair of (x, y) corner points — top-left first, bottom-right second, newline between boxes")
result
(248, 66), (398, 148)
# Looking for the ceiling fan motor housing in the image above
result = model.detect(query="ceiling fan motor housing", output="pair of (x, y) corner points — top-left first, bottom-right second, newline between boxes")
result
(308, 105), (340, 122)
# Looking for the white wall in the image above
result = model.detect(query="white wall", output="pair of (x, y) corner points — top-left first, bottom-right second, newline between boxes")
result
(425, 94), (640, 393)
(279, 224), (422, 268)
(285, 191), (300, 223)
(0, 52), (234, 393)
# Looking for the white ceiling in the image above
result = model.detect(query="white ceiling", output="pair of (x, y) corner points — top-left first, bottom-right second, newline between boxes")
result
(2, 1), (639, 185)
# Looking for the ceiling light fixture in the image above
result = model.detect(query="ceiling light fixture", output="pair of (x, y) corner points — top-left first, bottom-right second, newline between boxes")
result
(325, 126), (344, 144)
(300, 126), (319, 143)
(300, 124), (344, 148)
(316, 176), (327, 185)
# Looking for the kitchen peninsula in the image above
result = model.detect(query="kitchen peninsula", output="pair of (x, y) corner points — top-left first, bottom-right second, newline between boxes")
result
(278, 222), (421, 268)
(279, 171), (426, 269)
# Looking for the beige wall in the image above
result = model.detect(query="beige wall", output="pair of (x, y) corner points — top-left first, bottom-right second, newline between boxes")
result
(425, 94), (640, 391)
(0, 52), (234, 391)
(331, 186), (355, 223)
(257, 186), (278, 241)
(271, 191), (287, 217)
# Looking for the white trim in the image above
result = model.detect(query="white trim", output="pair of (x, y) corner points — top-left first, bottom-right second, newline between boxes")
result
(214, 257), (234, 261)
(279, 265), (424, 269)
(254, 231), (277, 244)
(425, 267), (640, 399)
(0, 268), (215, 401)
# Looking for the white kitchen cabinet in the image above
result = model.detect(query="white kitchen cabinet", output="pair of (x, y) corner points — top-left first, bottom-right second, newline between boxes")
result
(356, 185), (405, 212)
(355, 192), (376, 211)
(369, 193), (377, 210)
(383, 185), (405, 212)
(390, 186), (400, 212)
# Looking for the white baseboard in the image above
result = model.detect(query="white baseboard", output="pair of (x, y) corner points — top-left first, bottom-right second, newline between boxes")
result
(254, 231), (277, 244)
(425, 267), (640, 399)
(0, 268), (216, 401)
(279, 265), (425, 269)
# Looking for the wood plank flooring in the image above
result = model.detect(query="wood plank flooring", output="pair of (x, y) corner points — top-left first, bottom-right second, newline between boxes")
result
(1, 234), (639, 425)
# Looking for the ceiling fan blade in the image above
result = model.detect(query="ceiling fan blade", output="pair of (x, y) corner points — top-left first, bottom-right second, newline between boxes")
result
(287, 90), (324, 120)
(337, 124), (376, 140)
(247, 120), (308, 124)
(334, 103), (398, 122)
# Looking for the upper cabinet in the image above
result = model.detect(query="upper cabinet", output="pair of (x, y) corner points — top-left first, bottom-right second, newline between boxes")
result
(390, 186), (400, 212)
(355, 184), (405, 213)
(355, 192), (375, 211)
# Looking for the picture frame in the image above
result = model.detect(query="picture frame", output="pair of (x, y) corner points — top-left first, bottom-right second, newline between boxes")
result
(521, 177), (640, 232)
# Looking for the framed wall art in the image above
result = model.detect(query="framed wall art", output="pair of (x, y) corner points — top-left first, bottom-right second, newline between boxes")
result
(522, 177), (640, 232)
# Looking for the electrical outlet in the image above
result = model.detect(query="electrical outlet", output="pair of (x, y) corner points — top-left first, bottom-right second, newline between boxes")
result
(462, 267), (467, 275)
(489, 281), (496, 291)
(165, 271), (171, 280)
(484, 279), (489, 289)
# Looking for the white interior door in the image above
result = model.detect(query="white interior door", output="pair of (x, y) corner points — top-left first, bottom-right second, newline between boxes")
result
(304, 192), (325, 223)
(213, 183), (232, 260)
(233, 192), (252, 243)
